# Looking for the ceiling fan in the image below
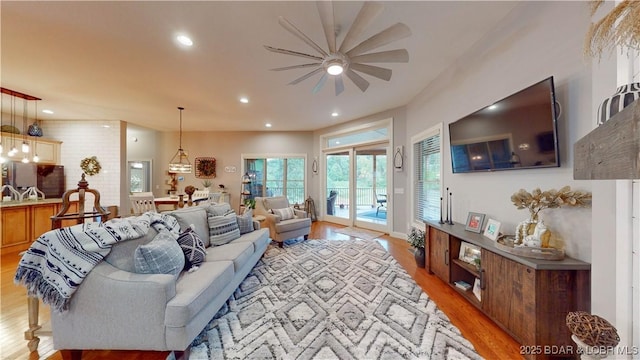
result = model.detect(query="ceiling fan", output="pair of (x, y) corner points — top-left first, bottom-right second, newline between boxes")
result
(265, 1), (411, 95)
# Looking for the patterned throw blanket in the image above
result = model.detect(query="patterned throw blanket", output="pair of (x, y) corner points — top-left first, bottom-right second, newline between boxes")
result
(14, 212), (179, 313)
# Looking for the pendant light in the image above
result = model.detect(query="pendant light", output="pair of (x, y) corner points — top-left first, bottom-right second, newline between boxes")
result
(168, 106), (192, 173)
(8, 96), (18, 157)
(21, 98), (30, 163)
(32, 101), (39, 163)
(0, 93), (4, 164)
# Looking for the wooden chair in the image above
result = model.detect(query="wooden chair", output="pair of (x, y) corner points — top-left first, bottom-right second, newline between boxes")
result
(129, 192), (157, 215)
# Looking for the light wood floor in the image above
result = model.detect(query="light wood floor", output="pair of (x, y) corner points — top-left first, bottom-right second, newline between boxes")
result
(1, 221), (522, 360)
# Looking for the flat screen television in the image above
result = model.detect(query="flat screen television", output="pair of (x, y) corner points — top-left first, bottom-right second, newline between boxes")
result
(449, 76), (559, 173)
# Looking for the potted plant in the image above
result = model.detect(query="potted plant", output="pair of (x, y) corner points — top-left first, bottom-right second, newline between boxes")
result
(243, 198), (256, 209)
(407, 227), (426, 268)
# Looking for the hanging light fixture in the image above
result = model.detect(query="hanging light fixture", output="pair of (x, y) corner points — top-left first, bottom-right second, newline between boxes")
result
(32, 101), (39, 163)
(168, 106), (192, 173)
(8, 96), (18, 157)
(21, 97), (30, 163)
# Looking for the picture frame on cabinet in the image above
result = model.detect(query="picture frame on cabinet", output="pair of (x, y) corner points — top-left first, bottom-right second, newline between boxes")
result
(483, 218), (501, 241)
(459, 241), (481, 265)
(464, 212), (485, 233)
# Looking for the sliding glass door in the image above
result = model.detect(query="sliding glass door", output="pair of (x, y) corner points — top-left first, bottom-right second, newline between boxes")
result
(325, 150), (351, 225)
(354, 145), (387, 232)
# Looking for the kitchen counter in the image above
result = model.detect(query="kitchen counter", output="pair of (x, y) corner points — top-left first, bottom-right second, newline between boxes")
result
(0, 198), (66, 208)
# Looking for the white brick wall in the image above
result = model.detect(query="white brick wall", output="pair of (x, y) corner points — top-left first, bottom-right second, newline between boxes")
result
(43, 120), (122, 210)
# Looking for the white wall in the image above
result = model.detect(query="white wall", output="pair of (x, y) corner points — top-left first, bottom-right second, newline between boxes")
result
(405, 2), (593, 261)
(43, 120), (123, 210)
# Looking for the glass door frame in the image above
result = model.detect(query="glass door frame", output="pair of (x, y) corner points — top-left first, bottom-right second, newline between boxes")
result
(353, 143), (390, 233)
(320, 118), (393, 233)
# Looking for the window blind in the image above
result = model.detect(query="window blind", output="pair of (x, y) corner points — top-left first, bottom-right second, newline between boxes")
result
(413, 130), (441, 223)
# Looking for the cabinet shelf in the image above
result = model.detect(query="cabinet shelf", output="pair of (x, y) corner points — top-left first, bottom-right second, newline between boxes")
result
(452, 285), (481, 308)
(452, 258), (480, 278)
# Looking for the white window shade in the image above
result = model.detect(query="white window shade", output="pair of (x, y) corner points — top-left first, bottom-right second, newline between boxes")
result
(413, 128), (441, 223)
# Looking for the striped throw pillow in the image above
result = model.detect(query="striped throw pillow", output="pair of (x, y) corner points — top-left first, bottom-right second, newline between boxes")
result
(208, 212), (241, 246)
(236, 208), (254, 234)
(271, 206), (295, 220)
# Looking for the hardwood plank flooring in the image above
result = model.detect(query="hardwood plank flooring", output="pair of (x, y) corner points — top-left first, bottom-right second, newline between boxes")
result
(1, 221), (521, 359)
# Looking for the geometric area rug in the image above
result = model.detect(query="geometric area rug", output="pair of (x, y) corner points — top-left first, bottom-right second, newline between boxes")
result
(184, 239), (483, 360)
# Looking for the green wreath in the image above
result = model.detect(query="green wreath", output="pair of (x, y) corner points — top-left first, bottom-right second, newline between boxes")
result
(80, 156), (101, 176)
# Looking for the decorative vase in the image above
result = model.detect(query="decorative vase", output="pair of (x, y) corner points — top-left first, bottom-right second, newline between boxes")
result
(597, 83), (640, 126)
(414, 248), (425, 268)
(571, 335), (613, 360)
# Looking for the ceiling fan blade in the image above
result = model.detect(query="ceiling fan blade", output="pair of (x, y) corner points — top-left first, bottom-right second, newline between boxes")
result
(288, 67), (324, 85)
(350, 63), (392, 81)
(338, 1), (384, 53)
(346, 23), (412, 57)
(335, 75), (345, 96)
(345, 69), (370, 92)
(270, 63), (322, 71)
(316, 1), (336, 53)
(264, 46), (323, 61)
(350, 49), (409, 63)
(278, 16), (328, 57)
(313, 73), (328, 94)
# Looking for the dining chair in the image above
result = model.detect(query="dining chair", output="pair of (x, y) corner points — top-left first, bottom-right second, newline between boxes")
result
(376, 194), (387, 216)
(129, 192), (157, 215)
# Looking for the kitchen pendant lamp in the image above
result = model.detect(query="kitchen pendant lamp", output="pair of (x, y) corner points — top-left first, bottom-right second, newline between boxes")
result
(168, 106), (192, 173)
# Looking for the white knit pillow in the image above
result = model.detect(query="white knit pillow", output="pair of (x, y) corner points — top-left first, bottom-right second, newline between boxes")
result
(271, 207), (295, 220)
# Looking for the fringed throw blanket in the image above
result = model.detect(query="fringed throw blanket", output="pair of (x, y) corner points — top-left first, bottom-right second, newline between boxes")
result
(14, 212), (179, 312)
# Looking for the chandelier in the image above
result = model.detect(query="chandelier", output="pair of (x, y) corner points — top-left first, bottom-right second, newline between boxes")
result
(168, 106), (192, 173)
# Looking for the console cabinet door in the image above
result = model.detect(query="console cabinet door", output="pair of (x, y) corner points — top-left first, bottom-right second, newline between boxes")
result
(428, 227), (450, 283)
(481, 250), (536, 345)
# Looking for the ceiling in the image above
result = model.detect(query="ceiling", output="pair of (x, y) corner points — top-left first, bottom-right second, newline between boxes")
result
(1, 1), (520, 132)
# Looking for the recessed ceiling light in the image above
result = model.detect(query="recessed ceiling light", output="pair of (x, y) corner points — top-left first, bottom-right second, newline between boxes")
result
(488, 104), (497, 110)
(240, 97), (249, 104)
(42, 109), (54, 114)
(103, 125), (111, 128)
(265, 123), (272, 128)
(176, 35), (193, 46)
(331, 112), (339, 117)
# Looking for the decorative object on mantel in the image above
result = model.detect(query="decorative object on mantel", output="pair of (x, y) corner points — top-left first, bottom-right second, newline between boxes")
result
(80, 156), (101, 176)
(195, 157), (216, 179)
(201, 179), (212, 191)
(566, 311), (619, 359)
(184, 185), (196, 207)
(511, 186), (592, 248)
(585, 0), (640, 59)
(597, 83), (640, 126)
(407, 226), (425, 268)
(168, 106), (192, 173)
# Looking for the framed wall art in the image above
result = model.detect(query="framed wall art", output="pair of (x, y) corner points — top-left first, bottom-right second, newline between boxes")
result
(483, 218), (501, 241)
(195, 157), (216, 179)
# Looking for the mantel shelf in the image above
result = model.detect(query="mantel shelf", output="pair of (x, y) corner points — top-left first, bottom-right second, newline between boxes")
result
(574, 99), (640, 179)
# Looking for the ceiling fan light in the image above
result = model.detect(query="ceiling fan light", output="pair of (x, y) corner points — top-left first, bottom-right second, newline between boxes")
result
(327, 63), (343, 75)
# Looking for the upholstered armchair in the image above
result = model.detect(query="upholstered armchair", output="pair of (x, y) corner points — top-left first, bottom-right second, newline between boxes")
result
(254, 196), (311, 247)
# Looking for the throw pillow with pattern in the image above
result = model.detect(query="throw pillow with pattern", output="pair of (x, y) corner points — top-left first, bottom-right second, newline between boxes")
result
(236, 208), (254, 235)
(271, 206), (295, 220)
(134, 230), (184, 279)
(176, 226), (207, 272)
(208, 212), (241, 246)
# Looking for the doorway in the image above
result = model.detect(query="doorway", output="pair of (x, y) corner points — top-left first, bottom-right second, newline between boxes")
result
(128, 160), (152, 193)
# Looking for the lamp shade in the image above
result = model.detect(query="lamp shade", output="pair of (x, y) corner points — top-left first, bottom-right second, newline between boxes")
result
(168, 107), (192, 173)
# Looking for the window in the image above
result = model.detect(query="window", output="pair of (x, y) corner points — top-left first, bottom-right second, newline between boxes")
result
(244, 155), (306, 205)
(412, 125), (442, 223)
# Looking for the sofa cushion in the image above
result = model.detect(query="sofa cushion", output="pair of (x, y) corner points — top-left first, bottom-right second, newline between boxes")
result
(233, 228), (270, 252)
(133, 230), (184, 279)
(176, 227), (207, 272)
(205, 242), (253, 272)
(208, 212), (241, 246)
(206, 202), (232, 217)
(104, 228), (158, 272)
(263, 196), (289, 211)
(236, 208), (254, 234)
(275, 217), (312, 233)
(271, 206), (295, 220)
(167, 206), (210, 247)
(165, 261), (234, 327)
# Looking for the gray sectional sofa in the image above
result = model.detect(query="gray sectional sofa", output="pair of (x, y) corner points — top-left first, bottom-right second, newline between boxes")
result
(50, 203), (270, 354)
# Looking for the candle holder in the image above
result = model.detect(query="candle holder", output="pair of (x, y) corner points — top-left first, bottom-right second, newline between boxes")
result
(447, 191), (454, 225)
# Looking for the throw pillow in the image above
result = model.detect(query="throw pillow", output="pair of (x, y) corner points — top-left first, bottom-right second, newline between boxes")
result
(208, 212), (241, 246)
(167, 206), (210, 247)
(236, 208), (254, 235)
(271, 206), (295, 220)
(207, 203), (233, 217)
(134, 230), (184, 279)
(176, 227), (207, 272)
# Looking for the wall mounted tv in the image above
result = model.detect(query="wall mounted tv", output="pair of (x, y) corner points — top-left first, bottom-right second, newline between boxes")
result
(449, 76), (559, 173)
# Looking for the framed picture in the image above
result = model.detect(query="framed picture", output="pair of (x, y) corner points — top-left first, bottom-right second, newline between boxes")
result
(483, 218), (501, 241)
(195, 157), (217, 179)
(465, 212), (485, 233)
(459, 242), (481, 265)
